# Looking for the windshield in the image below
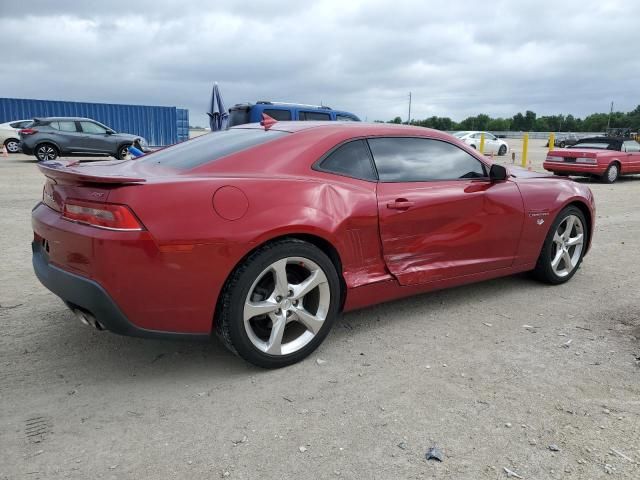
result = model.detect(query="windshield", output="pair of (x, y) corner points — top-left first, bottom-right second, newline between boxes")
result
(138, 128), (288, 169)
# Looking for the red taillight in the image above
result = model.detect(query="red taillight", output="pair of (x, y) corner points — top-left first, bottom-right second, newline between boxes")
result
(63, 199), (143, 231)
(20, 128), (38, 135)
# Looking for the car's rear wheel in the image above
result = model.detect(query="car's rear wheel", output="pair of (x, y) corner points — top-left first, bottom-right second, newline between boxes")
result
(559, 141), (566, 148)
(216, 239), (341, 368)
(35, 143), (58, 161)
(4, 138), (20, 153)
(533, 206), (587, 284)
(117, 144), (131, 160)
(498, 145), (507, 156)
(601, 163), (619, 184)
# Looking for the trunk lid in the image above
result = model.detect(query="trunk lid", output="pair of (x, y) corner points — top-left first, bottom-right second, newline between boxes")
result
(37, 159), (172, 211)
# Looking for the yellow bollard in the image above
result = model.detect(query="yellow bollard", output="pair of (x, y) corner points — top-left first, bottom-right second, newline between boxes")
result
(479, 133), (485, 154)
(521, 133), (529, 168)
(548, 132), (555, 152)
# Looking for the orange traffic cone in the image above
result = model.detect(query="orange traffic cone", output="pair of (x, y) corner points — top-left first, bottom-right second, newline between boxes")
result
(1, 145), (8, 158)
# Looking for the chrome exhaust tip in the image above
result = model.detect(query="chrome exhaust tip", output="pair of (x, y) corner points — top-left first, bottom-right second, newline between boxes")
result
(72, 308), (104, 330)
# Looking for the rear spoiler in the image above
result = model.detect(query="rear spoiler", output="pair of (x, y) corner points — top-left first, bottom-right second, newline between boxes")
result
(37, 160), (146, 184)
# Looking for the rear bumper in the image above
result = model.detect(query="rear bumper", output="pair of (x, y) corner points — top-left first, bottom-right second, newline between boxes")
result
(543, 162), (604, 176)
(20, 143), (34, 155)
(32, 230), (209, 341)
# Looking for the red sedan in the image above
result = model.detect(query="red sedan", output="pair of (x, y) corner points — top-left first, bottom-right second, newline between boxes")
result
(32, 122), (595, 368)
(543, 136), (640, 183)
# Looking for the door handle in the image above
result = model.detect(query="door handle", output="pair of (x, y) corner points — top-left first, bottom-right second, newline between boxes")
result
(387, 199), (414, 210)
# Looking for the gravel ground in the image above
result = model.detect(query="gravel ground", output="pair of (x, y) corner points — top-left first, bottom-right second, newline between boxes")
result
(1, 140), (639, 479)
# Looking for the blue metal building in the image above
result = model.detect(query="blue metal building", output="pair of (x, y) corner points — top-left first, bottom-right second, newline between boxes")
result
(0, 97), (189, 146)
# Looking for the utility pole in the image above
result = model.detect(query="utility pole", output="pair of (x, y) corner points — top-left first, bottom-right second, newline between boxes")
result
(607, 101), (614, 130)
(407, 92), (412, 125)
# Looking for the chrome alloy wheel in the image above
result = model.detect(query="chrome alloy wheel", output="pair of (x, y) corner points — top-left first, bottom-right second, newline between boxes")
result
(550, 214), (584, 278)
(607, 164), (618, 182)
(37, 145), (57, 161)
(243, 257), (330, 356)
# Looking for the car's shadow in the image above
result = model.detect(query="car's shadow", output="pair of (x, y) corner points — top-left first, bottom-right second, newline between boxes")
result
(41, 272), (545, 380)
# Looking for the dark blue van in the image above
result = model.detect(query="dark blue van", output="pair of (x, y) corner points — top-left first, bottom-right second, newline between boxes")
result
(228, 101), (360, 127)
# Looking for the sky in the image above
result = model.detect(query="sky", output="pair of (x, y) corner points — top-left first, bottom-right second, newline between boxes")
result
(1, 0), (639, 127)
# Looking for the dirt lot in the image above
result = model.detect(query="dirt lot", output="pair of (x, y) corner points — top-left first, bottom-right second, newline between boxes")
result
(1, 140), (639, 479)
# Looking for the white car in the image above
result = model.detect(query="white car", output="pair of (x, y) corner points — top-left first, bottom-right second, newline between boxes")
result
(0, 119), (32, 153)
(453, 131), (509, 156)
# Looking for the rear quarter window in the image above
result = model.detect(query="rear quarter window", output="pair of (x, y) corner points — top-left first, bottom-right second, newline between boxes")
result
(316, 140), (377, 181)
(138, 128), (288, 170)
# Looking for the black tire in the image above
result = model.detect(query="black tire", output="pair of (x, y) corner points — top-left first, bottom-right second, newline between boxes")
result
(35, 143), (59, 161)
(559, 141), (566, 148)
(117, 144), (131, 160)
(553, 172), (570, 177)
(498, 145), (507, 156)
(216, 238), (341, 368)
(470, 144), (476, 149)
(601, 163), (619, 184)
(4, 138), (20, 154)
(533, 206), (588, 285)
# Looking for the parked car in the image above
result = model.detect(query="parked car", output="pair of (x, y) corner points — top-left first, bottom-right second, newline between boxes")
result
(19, 117), (149, 161)
(545, 133), (580, 148)
(543, 136), (640, 183)
(32, 122), (594, 368)
(228, 101), (360, 127)
(452, 131), (509, 155)
(0, 119), (32, 153)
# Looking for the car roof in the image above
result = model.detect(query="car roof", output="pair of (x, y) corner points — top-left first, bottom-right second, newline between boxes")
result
(34, 117), (97, 122)
(232, 121), (448, 137)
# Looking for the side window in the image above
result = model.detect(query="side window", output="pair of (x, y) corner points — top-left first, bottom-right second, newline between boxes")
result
(80, 121), (107, 134)
(368, 137), (487, 182)
(317, 140), (377, 181)
(58, 121), (77, 132)
(300, 111), (331, 121)
(486, 133), (497, 140)
(262, 109), (292, 121)
(336, 114), (357, 121)
(622, 141), (640, 152)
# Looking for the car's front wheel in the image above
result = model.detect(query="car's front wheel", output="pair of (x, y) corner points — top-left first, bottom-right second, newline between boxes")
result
(533, 206), (587, 284)
(498, 145), (507, 156)
(4, 138), (20, 153)
(35, 143), (59, 161)
(217, 239), (341, 368)
(117, 144), (131, 160)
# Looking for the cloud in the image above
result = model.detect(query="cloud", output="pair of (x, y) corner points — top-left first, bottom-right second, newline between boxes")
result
(1, 0), (638, 126)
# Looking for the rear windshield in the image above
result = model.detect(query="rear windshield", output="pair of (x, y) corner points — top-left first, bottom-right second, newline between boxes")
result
(139, 128), (288, 169)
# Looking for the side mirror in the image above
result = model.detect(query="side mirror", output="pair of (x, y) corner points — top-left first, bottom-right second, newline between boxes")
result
(489, 164), (508, 182)
(106, 129), (115, 135)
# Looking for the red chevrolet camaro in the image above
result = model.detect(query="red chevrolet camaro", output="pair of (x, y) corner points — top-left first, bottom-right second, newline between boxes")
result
(32, 122), (595, 367)
(543, 136), (640, 183)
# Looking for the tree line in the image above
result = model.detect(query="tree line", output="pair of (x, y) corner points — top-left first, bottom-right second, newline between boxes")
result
(383, 105), (640, 132)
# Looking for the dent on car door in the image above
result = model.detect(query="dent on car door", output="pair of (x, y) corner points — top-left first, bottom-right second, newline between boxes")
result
(369, 137), (525, 286)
